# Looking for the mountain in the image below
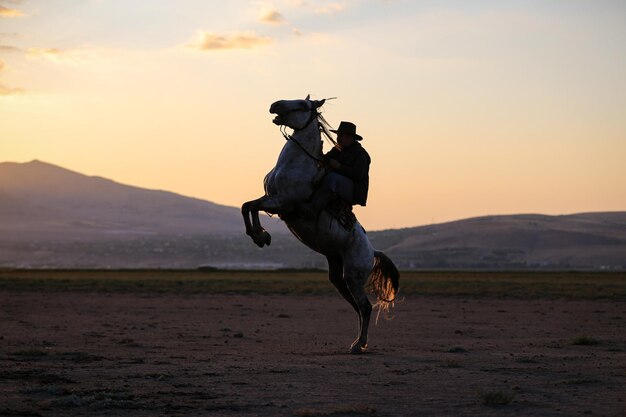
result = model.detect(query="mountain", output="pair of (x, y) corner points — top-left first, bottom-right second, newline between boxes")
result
(0, 160), (285, 240)
(0, 160), (624, 269)
(368, 212), (626, 270)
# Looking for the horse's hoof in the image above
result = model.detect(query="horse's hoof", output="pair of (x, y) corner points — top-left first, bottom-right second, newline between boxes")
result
(349, 341), (368, 354)
(261, 230), (272, 246)
(252, 234), (266, 248)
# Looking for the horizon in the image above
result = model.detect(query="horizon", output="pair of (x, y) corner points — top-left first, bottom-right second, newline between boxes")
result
(1, 1), (625, 230)
(3, 158), (623, 233)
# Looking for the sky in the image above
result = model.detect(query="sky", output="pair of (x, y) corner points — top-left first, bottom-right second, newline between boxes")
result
(1, 0), (625, 230)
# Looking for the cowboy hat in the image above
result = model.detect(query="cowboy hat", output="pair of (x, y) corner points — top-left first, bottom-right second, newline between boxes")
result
(331, 121), (363, 141)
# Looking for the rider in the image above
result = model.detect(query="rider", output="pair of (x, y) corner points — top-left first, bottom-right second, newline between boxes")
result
(302, 121), (371, 216)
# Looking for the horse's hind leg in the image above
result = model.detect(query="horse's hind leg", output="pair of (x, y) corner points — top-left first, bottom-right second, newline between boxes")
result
(327, 254), (359, 317)
(344, 267), (373, 354)
(328, 253), (373, 353)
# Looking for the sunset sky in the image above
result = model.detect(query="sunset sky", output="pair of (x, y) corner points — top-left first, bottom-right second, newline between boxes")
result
(1, 0), (625, 230)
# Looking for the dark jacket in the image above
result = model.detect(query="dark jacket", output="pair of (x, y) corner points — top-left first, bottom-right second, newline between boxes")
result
(325, 142), (371, 206)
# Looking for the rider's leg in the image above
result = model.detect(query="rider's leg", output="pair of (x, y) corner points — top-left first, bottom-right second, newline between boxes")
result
(325, 171), (354, 203)
(301, 172), (353, 216)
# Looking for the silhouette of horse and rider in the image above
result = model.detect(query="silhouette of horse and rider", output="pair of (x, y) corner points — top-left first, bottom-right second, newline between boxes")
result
(242, 96), (399, 353)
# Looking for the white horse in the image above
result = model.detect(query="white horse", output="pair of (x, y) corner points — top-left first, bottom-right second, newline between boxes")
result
(241, 95), (399, 353)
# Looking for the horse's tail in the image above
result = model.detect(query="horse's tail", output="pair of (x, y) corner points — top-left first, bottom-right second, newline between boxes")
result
(369, 251), (400, 319)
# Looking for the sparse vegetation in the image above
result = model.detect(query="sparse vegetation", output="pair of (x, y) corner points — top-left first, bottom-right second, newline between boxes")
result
(447, 346), (468, 353)
(295, 404), (377, 416)
(479, 390), (515, 406)
(444, 359), (462, 368)
(44, 389), (136, 409)
(571, 336), (601, 346)
(115, 338), (141, 347)
(20, 384), (68, 396)
(145, 373), (171, 381)
(1, 270), (624, 299)
(48, 394), (84, 408)
(11, 349), (48, 358)
(515, 356), (540, 363)
(556, 376), (599, 385)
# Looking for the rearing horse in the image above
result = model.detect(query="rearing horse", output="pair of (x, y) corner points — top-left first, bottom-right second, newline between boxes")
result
(241, 95), (399, 353)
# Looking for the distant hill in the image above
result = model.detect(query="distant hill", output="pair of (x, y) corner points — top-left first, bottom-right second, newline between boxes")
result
(368, 212), (626, 270)
(0, 160), (285, 239)
(0, 160), (624, 269)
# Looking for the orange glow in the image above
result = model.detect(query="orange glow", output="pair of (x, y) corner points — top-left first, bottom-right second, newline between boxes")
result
(1, 2), (625, 230)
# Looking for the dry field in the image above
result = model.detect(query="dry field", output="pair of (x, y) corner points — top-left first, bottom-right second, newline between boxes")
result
(1, 270), (625, 416)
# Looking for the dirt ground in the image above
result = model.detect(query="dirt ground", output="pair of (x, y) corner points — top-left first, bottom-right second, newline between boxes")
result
(1, 291), (625, 416)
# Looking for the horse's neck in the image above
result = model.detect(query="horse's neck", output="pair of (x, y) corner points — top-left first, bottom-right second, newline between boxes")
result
(290, 120), (322, 156)
(278, 121), (322, 165)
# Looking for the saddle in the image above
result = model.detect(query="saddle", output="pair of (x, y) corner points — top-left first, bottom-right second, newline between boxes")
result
(327, 198), (357, 232)
(303, 167), (357, 231)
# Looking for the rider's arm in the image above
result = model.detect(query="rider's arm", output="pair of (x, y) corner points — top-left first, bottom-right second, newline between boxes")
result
(337, 151), (370, 181)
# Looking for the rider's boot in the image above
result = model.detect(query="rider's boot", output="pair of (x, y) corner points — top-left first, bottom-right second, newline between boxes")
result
(300, 186), (335, 219)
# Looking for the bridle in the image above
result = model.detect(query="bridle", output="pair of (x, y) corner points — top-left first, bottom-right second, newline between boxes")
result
(279, 103), (325, 163)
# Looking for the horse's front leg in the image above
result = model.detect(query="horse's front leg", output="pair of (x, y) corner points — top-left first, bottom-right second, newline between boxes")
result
(241, 196), (264, 239)
(243, 195), (294, 248)
(241, 196), (271, 248)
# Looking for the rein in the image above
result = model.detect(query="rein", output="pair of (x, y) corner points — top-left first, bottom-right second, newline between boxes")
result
(278, 98), (338, 164)
(281, 126), (323, 163)
(280, 111), (325, 163)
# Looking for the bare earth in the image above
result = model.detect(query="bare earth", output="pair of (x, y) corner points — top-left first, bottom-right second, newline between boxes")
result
(1, 292), (625, 416)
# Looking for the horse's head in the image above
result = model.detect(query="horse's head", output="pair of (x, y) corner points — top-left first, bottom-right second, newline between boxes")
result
(269, 95), (326, 130)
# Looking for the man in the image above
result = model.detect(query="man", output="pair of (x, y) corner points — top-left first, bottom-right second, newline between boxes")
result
(302, 121), (371, 217)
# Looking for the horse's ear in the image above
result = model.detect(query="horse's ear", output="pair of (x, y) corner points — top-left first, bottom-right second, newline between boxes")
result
(305, 94), (310, 100)
(312, 99), (325, 109)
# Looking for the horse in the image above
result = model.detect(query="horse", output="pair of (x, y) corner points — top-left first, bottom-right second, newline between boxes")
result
(241, 95), (399, 354)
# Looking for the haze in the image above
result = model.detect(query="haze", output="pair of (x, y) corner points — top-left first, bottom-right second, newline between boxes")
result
(1, 1), (625, 230)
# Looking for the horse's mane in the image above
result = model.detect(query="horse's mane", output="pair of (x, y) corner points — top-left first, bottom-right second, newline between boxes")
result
(317, 110), (337, 148)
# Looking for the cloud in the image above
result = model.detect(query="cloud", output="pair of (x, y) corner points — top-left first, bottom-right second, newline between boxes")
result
(280, 0), (348, 16)
(0, 44), (22, 52)
(27, 46), (153, 73)
(259, 9), (285, 25)
(0, 5), (25, 17)
(314, 2), (346, 15)
(25, 46), (128, 66)
(188, 31), (273, 51)
(0, 59), (23, 95)
(27, 47), (63, 57)
(0, 32), (21, 51)
(0, 44), (21, 52)
(27, 47), (79, 63)
(0, 83), (22, 94)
